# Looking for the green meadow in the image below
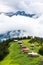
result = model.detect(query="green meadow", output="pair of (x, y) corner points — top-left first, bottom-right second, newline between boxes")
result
(0, 39), (43, 65)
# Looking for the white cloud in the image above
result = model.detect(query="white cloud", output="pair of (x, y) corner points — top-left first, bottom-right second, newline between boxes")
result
(0, 0), (43, 37)
(0, 4), (13, 12)
(0, 0), (43, 14)
(0, 13), (42, 37)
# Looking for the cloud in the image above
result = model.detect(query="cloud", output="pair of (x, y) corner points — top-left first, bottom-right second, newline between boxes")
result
(0, 13), (42, 37)
(0, 0), (43, 37)
(0, 0), (43, 14)
(0, 4), (14, 12)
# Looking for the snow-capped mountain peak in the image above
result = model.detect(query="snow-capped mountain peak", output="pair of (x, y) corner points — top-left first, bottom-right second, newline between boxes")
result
(0, 11), (40, 18)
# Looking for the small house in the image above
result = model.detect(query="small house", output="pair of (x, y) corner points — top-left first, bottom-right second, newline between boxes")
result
(14, 40), (18, 42)
(21, 46), (27, 49)
(18, 40), (22, 44)
(23, 48), (29, 53)
(30, 44), (35, 50)
(28, 52), (39, 57)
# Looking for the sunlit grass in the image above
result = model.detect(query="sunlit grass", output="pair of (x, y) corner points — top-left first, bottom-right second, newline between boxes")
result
(0, 39), (43, 65)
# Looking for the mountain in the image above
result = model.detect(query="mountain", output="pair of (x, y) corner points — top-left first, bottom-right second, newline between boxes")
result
(0, 11), (39, 18)
(4, 11), (37, 18)
(0, 11), (42, 41)
(0, 30), (27, 42)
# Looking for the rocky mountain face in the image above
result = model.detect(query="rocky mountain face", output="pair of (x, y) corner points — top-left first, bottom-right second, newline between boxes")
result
(0, 30), (27, 42)
(0, 11), (39, 18)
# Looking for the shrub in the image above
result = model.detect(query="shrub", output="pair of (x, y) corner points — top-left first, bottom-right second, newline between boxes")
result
(0, 41), (9, 61)
(38, 45), (43, 55)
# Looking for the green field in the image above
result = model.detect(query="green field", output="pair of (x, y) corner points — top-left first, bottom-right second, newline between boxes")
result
(0, 39), (43, 65)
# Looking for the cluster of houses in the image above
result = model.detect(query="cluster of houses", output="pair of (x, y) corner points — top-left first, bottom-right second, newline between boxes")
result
(17, 40), (39, 57)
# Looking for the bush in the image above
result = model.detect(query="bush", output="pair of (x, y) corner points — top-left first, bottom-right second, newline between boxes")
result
(0, 41), (9, 61)
(38, 45), (43, 55)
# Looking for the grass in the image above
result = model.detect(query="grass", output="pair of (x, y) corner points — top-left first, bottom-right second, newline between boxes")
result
(0, 39), (43, 65)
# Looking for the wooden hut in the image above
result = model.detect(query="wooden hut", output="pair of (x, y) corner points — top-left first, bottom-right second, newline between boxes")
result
(21, 46), (27, 49)
(28, 52), (39, 57)
(23, 48), (29, 53)
(30, 44), (35, 50)
(18, 40), (22, 44)
(14, 40), (18, 42)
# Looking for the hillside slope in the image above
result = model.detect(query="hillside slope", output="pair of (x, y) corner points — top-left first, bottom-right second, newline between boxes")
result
(0, 39), (43, 65)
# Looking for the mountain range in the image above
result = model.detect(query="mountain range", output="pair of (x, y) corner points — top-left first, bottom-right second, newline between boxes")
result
(0, 11), (40, 18)
(0, 30), (27, 42)
(0, 11), (41, 42)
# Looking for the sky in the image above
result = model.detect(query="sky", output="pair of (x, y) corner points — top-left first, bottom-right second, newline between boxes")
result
(0, 0), (43, 37)
(0, 0), (43, 14)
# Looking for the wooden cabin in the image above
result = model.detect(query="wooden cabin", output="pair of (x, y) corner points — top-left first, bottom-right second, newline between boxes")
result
(18, 40), (22, 44)
(23, 48), (29, 53)
(30, 44), (35, 50)
(28, 52), (39, 57)
(21, 46), (27, 49)
(14, 40), (18, 42)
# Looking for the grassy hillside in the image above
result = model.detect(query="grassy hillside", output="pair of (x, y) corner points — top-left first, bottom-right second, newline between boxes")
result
(0, 39), (43, 65)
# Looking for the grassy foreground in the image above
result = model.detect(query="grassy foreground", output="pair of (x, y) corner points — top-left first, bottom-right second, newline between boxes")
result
(0, 39), (43, 65)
